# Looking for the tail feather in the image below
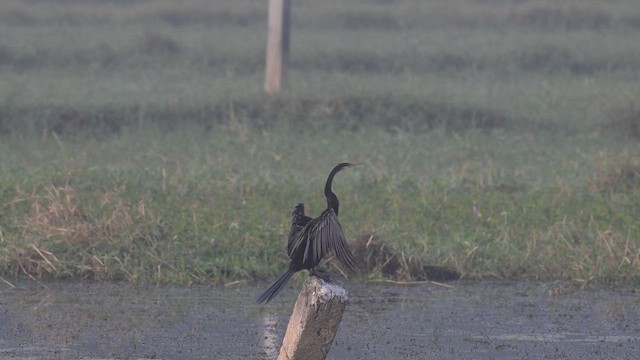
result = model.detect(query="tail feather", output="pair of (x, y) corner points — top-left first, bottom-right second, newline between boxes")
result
(256, 269), (295, 304)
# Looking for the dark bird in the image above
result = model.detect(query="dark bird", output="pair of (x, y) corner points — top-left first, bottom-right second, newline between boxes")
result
(256, 162), (358, 304)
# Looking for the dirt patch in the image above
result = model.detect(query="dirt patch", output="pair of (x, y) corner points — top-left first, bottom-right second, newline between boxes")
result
(350, 233), (460, 281)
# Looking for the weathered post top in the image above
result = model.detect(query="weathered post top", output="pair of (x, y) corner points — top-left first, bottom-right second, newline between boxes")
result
(277, 275), (348, 360)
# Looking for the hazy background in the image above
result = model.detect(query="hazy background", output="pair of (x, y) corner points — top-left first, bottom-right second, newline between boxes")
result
(1, 0), (639, 285)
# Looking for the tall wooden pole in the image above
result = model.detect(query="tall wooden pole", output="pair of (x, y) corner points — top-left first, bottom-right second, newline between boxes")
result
(265, 0), (291, 93)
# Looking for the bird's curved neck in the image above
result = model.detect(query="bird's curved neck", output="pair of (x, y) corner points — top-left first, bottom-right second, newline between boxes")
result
(324, 168), (340, 215)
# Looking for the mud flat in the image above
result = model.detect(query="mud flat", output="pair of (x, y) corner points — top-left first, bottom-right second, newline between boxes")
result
(0, 280), (638, 359)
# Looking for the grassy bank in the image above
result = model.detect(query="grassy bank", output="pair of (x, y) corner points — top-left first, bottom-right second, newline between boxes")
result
(2, 127), (639, 285)
(1, 0), (639, 286)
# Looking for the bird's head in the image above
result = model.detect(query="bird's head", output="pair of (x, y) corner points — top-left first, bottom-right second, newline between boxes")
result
(334, 162), (358, 173)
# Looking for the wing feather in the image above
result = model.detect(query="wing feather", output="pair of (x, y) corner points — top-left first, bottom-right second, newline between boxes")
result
(288, 207), (357, 270)
(311, 209), (357, 270)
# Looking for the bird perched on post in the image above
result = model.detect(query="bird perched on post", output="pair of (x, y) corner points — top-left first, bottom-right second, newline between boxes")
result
(256, 162), (358, 304)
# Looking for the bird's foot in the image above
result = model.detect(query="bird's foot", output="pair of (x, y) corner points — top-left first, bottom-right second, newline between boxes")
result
(309, 268), (345, 287)
(310, 268), (332, 281)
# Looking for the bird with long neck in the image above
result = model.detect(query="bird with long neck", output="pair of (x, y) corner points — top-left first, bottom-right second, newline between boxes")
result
(256, 162), (358, 304)
(324, 163), (346, 215)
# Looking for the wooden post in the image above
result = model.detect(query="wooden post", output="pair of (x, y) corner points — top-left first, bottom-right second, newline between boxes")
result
(277, 275), (348, 360)
(264, 0), (291, 93)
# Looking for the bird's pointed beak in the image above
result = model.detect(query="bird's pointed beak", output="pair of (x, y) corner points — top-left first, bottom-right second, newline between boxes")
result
(348, 163), (359, 168)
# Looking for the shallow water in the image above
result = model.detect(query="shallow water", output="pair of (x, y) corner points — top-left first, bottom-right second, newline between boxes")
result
(0, 280), (638, 359)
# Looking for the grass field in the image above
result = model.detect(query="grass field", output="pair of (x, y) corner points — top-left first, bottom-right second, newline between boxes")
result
(1, 0), (639, 286)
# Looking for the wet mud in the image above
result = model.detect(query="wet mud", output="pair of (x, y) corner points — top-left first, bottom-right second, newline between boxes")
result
(0, 280), (638, 359)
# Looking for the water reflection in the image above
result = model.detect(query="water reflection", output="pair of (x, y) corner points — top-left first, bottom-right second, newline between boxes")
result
(261, 313), (280, 358)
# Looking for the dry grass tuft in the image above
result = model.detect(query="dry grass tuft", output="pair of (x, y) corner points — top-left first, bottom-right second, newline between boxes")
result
(8, 244), (61, 279)
(5, 183), (165, 280)
(592, 230), (640, 281)
(5, 184), (90, 278)
(587, 154), (640, 193)
(26, 184), (94, 244)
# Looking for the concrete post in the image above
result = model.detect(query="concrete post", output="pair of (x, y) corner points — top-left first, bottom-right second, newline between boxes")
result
(277, 275), (348, 360)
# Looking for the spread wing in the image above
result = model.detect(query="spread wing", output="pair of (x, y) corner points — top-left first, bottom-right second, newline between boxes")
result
(288, 203), (312, 256)
(289, 208), (357, 270)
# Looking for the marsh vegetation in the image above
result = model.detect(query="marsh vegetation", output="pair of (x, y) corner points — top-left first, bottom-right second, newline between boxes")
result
(1, 0), (639, 286)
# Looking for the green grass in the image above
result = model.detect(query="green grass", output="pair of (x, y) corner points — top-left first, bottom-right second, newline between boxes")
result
(0, 0), (639, 286)
(2, 128), (639, 285)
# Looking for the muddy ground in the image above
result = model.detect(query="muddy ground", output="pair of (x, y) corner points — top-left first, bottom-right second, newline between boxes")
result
(0, 280), (638, 359)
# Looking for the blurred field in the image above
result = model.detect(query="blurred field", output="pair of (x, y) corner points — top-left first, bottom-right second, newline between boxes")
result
(0, 0), (639, 286)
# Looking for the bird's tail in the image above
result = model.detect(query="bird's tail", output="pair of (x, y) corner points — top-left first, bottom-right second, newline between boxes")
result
(256, 269), (295, 304)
